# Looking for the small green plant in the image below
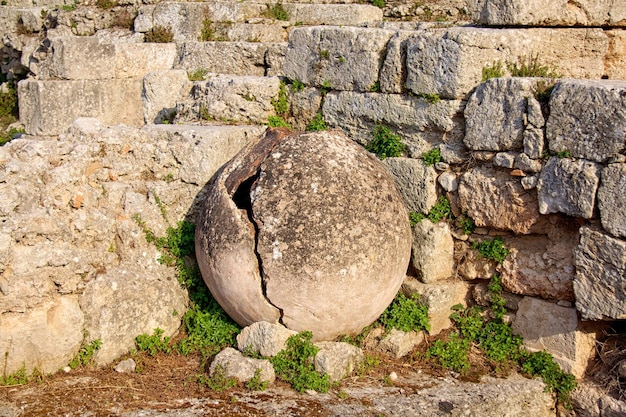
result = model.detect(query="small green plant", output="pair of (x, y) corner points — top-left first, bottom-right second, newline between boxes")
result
(457, 213), (476, 235)
(0, 365), (29, 386)
(533, 79), (556, 103)
(319, 49), (330, 60)
(556, 150), (571, 158)
(0, 127), (24, 146)
(421, 147), (441, 166)
(379, 293), (430, 333)
(199, 18), (216, 41)
(417, 93), (440, 104)
(135, 328), (171, 356)
(245, 368), (269, 391)
(522, 350), (577, 406)
(427, 196), (452, 223)
(427, 333), (470, 373)
(144, 25), (174, 43)
(263, 2), (289, 21)
(290, 79), (305, 92)
(450, 304), (484, 340)
(507, 54), (561, 78)
(409, 211), (425, 226)
(305, 113), (328, 131)
(198, 365), (238, 391)
(473, 237), (509, 264)
(267, 115), (291, 128)
(482, 60), (505, 82)
(271, 81), (289, 116)
(60, 1), (77, 11)
(369, 81), (381, 92)
(199, 104), (211, 121)
(320, 80), (332, 96)
(371, 0), (385, 8)
(271, 331), (330, 393)
(96, 0), (116, 10)
(337, 55), (346, 64)
(163, 173), (175, 183)
(241, 92), (256, 102)
(69, 339), (102, 369)
(177, 303), (240, 357)
(366, 124), (406, 160)
(187, 69), (208, 82)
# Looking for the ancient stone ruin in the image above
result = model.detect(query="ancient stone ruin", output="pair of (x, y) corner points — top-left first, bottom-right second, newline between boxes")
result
(1, 0), (626, 414)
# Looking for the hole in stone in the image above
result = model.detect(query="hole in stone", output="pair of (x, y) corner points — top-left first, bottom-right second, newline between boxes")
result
(232, 175), (257, 212)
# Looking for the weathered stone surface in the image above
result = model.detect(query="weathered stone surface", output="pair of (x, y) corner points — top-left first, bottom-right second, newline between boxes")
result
(512, 297), (597, 377)
(401, 277), (469, 335)
(176, 41), (287, 77)
(322, 91), (464, 149)
(195, 129), (412, 341)
(314, 341), (364, 381)
(288, 87), (323, 132)
(469, 0), (626, 26)
(500, 220), (579, 301)
(455, 240), (498, 280)
(515, 153), (543, 173)
(376, 329), (424, 359)
(410, 220), (454, 283)
(465, 77), (543, 151)
(405, 27), (607, 99)
(546, 80), (626, 163)
(606, 30), (626, 80)
(598, 163), (626, 238)
(458, 166), (548, 234)
(473, 282), (523, 311)
(382, 157), (438, 215)
(210, 347), (275, 384)
(142, 70), (192, 124)
(574, 227), (626, 320)
(0, 296), (83, 374)
(175, 75), (281, 125)
(283, 26), (395, 92)
(438, 171), (459, 192)
(236, 321), (297, 357)
(537, 157), (601, 219)
(283, 3), (382, 25)
(18, 78), (144, 135)
(379, 30), (418, 94)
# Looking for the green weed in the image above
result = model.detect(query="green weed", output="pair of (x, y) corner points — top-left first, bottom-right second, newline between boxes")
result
(267, 115), (291, 128)
(379, 293), (430, 333)
(69, 339), (102, 369)
(449, 304), (484, 341)
(145, 25), (174, 43)
(409, 211), (425, 226)
(369, 81), (381, 92)
(187, 68), (208, 81)
(507, 54), (561, 78)
(0, 127), (24, 146)
(198, 365), (238, 391)
(473, 237), (509, 264)
(271, 331), (330, 393)
(305, 113), (328, 131)
(427, 333), (470, 373)
(263, 2), (289, 20)
(290, 79), (305, 92)
(245, 368), (269, 391)
(177, 303), (240, 357)
(319, 49), (330, 60)
(371, 0), (385, 8)
(271, 81), (289, 116)
(556, 150), (571, 158)
(135, 328), (171, 356)
(96, 0), (116, 10)
(521, 350), (577, 407)
(421, 148), (441, 166)
(427, 196), (452, 223)
(60, 1), (77, 11)
(417, 93), (440, 104)
(481, 60), (505, 82)
(0, 365), (29, 386)
(199, 18), (216, 41)
(457, 213), (476, 235)
(366, 124), (406, 159)
(320, 80), (332, 96)
(241, 92), (256, 102)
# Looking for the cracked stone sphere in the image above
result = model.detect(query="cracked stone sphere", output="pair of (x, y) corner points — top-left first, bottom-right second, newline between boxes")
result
(195, 128), (412, 341)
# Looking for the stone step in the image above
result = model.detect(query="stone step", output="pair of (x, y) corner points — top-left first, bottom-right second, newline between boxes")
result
(134, 2), (382, 43)
(174, 74), (283, 125)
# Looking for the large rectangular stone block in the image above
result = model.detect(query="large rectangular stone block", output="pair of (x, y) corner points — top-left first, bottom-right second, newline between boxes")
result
(546, 79), (626, 163)
(18, 78), (144, 135)
(283, 4), (382, 26)
(574, 227), (626, 320)
(469, 0), (626, 27)
(598, 163), (626, 238)
(405, 27), (608, 99)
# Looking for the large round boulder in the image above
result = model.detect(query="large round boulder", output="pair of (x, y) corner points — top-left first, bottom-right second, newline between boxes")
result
(195, 128), (412, 341)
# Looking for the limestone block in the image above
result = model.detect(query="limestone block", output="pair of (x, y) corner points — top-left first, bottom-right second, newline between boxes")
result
(314, 341), (364, 381)
(458, 166), (548, 234)
(142, 70), (192, 124)
(401, 277), (469, 335)
(469, 0), (626, 27)
(322, 91), (464, 148)
(80, 266), (188, 365)
(18, 78), (144, 135)
(0, 296), (83, 374)
(236, 321), (297, 357)
(514, 153), (542, 173)
(598, 163), (626, 238)
(512, 297), (597, 378)
(382, 157), (438, 215)
(464, 78), (544, 151)
(283, 3), (382, 26)
(175, 75), (281, 125)
(523, 128), (544, 160)
(410, 220), (455, 284)
(210, 347), (275, 384)
(405, 27), (607, 99)
(606, 30), (626, 80)
(438, 171), (459, 192)
(376, 329), (424, 359)
(537, 157), (601, 219)
(289, 87), (323, 131)
(380, 30), (420, 94)
(546, 79), (626, 163)
(220, 23), (287, 43)
(499, 220), (579, 301)
(176, 41), (287, 77)
(283, 26), (396, 92)
(574, 227), (626, 320)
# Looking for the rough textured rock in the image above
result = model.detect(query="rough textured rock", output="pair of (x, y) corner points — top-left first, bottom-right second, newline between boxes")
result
(175, 75), (281, 125)
(282, 3), (383, 26)
(537, 157), (601, 219)
(598, 163), (626, 238)
(114, 358), (136, 373)
(283, 26), (395, 92)
(382, 157), (438, 215)
(376, 329), (424, 359)
(464, 77), (544, 151)
(405, 27), (607, 99)
(195, 129), (412, 341)
(469, 0), (626, 27)
(379, 30), (418, 94)
(314, 341), (364, 381)
(401, 277), (469, 335)
(142, 70), (192, 124)
(546, 80), (626, 163)
(458, 166), (548, 234)
(322, 91), (464, 149)
(512, 297), (597, 378)
(210, 347), (275, 384)
(499, 219), (578, 301)
(236, 321), (297, 357)
(288, 87), (323, 132)
(574, 227), (626, 320)
(410, 220), (455, 283)
(606, 29), (626, 80)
